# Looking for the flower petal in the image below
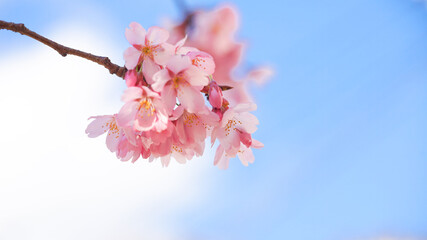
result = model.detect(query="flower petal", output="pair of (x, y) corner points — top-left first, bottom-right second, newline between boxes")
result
(184, 66), (209, 87)
(161, 83), (177, 115)
(134, 106), (156, 131)
(214, 144), (229, 170)
(237, 145), (254, 166)
(123, 47), (141, 70)
(166, 55), (191, 75)
(153, 43), (174, 65)
(85, 115), (113, 138)
(121, 87), (142, 102)
(142, 57), (161, 85)
(187, 51), (215, 75)
(125, 22), (146, 46)
(152, 69), (171, 92)
(106, 128), (121, 152)
(116, 101), (139, 128)
(174, 35), (187, 53)
(146, 26), (169, 46)
(177, 84), (205, 113)
(251, 139), (264, 149)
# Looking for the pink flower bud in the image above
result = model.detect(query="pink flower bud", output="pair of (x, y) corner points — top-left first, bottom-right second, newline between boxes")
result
(208, 82), (223, 108)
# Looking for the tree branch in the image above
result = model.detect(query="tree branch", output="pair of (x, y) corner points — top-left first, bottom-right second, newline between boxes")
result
(0, 20), (127, 78)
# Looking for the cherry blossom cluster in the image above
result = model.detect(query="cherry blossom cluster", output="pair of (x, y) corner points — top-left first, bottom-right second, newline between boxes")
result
(86, 6), (268, 169)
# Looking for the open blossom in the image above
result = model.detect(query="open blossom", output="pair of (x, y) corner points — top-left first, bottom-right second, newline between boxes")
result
(171, 105), (219, 146)
(174, 38), (216, 75)
(116, 86), (168, 132)
(211, 103), (264, 169)
(152, 55), (209, 114)
(85, 114), (124, 153)
(124, 22), (172, 68)
(124, 22), (171, 86)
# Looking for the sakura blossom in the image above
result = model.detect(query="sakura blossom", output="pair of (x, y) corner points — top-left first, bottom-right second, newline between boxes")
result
(86, 6), (270, 169)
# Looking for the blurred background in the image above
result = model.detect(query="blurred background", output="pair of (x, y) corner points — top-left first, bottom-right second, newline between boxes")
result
(0, 0), (426, 239)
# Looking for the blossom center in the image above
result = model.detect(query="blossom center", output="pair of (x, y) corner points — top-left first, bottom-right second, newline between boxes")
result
(225, 118), (242, 136)
(139, 98), (155, 116)
(142, 46), (153, 58)
(172, 76), (181, 89)
(106, 119), (120, 138)
(184, 113), (200, 127)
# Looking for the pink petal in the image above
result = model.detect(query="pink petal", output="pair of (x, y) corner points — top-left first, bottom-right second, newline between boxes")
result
(173, 151), (187, 164)
(121, 87), (142, 102)
(237, 145), (254, 166)
(187, 51), (215, 75)
(237, 112), (259, 134)
(123, 47), (141, 70)
(170, 105), (184, 121)
(177, 85), (206, 113)
(106, 128), (121, 152)
(146, 26), (169, 46)
(152, 69), (171, 92)
(116, 101), (139, 128)
(123, 126), (137, 146)
(174, 35), (187, 53)
(234, 103), (257, 112)
(141, 86), (160, 98)
(166, 55), (192, 75)
(142, 57), (161, 85)
(153, 43), (174, 65)
(214, 144), (225, 166)
(85, 115), (113, 138)
(214, 144), (230, 170)
(239, 131), (252, 148)
(251, 139), (264, 149)
(134, 106), (156, 131)
(125, 22), (146, 46)
(161, 156), (171, 167)
(161, 83), (177, 115)
(184, 66), (209, 87)
(152, 108), (169, 132)
(176, 46), (199, 55)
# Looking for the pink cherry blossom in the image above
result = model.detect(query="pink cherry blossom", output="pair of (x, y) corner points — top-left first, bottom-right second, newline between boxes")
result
(151, 55), (209, 114)
(87, 16), (267, 169)
(173, 37), (216, 75)
(85, 114), (123, 153)
(116, 86), (168, 132)
(123, 22), (173, 69)
(171, 105), (218, 146)
(211, 103), (263, 169)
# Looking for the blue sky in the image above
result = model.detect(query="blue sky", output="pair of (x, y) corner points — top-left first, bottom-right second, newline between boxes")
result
(1, 0), (426, 239)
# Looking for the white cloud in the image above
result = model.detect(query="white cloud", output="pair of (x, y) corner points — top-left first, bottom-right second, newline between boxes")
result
(0, 22), (212, 240)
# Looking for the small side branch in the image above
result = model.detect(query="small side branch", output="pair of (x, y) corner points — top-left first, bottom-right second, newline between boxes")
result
(0, 20), (127, 78)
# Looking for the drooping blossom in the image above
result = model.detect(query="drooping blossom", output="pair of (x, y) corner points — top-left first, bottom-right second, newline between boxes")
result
(211, 103), (264, 169)
(116, 86), (168, 132)
(85, 114), (124, 153)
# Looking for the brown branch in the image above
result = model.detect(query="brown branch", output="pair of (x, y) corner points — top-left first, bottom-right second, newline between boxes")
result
(0, 20), (127, 78)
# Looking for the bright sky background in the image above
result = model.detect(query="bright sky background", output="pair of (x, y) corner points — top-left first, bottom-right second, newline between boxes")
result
(0, 0), (426, 240)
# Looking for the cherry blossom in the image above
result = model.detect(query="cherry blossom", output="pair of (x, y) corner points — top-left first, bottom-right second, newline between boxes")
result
(86, 16), (267, 169)
(116, 86), (169, 132)
(151, 55), (209, 114)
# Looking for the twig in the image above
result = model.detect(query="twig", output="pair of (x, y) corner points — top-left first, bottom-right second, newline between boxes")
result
(0, 20), (127, 78)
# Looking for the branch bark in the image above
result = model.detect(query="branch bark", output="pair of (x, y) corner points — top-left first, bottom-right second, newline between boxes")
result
(0, 20), (127, 78)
